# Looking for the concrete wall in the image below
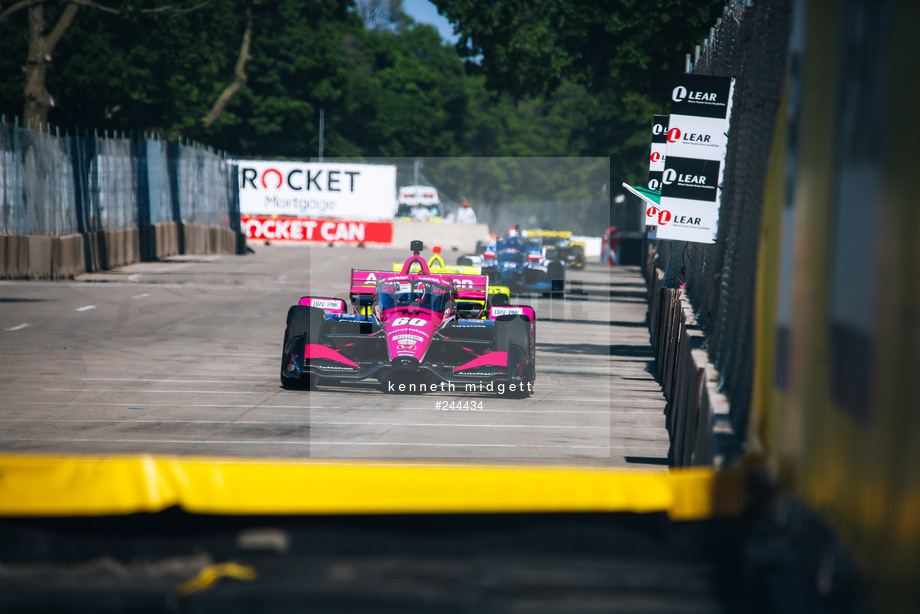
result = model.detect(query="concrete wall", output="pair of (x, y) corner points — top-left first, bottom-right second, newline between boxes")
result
(103, 229), (140, 269)
(0, 224), (243, 280)
(51, 235), (86, 279)
(2, 235), (28, 278)
(1, 235), (86, 280)
(180, 224), (240, 256)
(644, 248), (736, 467)
(391, 222), (490, 254)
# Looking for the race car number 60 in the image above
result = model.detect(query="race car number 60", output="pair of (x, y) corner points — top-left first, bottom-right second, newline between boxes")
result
(392, 317), (427, 326)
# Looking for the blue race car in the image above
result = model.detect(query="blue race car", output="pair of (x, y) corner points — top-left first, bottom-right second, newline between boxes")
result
(475, 235), (565, 298)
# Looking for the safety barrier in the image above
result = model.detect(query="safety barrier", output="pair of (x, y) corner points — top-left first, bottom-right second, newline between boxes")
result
(645, 248), (735, 467)
(1, 234), (82, 279)
(647, 0), (791, 464)
(0, 454), (746, 522)
(0, 118), (244, 279)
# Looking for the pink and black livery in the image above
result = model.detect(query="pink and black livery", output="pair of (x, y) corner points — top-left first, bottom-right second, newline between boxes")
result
(280, 241), (536, 396)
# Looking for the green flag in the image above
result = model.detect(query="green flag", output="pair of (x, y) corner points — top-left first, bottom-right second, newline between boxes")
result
(622, 182), (660, 206)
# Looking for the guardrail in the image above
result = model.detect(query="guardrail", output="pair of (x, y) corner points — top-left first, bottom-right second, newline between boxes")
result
(0, 118), (244, 279)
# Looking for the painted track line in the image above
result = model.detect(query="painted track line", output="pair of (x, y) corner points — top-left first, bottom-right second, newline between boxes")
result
(65, 379), (628, 396)
(0, 437), (619, 450)
(42, 387), (616, 401)
(79, 378), (277, 384)
(0, 418), (607, 429)
(3, 400), (628, 413)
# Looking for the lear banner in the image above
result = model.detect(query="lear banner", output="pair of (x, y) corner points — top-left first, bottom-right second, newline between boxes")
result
(648, 114), (668, 191)
(656, 74), (734, 243)
(237, 161), (397, 220)
(655, 157), (720, 241)
(646, 115), (668, 232)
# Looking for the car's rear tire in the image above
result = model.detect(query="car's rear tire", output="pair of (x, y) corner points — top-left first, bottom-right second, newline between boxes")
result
(488, 292), (510, 309)
(495, 315), (534, 397)
(457, 256), (474, 267)
(281, 305), (325, 389)
(504, 345), (532, 398)
(572, 244), (585, 268)
(482, 266), (499, 284)
(548, 261), (565, 299)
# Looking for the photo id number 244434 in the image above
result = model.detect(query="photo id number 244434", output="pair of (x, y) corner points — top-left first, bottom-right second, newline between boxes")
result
(435, 400), (483, 411)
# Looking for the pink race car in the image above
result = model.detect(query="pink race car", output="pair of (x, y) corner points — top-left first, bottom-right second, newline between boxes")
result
(280, 241), (536, 397)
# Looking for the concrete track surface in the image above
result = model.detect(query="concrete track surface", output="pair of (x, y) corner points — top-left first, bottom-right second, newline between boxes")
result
(0, 244), (669, 466)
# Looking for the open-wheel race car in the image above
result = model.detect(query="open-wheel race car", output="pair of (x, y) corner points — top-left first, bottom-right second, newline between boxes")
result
(526, 230), (587, 270)
(280, 241), (535, 397)
(458, 235), (565, 298)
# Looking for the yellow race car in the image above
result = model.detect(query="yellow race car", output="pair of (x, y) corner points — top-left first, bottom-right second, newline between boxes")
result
(523, 230), (586, 270)
(393, 246), (511, 318)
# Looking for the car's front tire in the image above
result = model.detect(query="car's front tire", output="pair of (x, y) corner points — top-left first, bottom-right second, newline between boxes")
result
(281, 305), (325, 389)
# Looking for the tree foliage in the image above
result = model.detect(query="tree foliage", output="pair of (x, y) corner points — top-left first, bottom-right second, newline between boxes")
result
(0, 0), (723, 188)
(433, 0), (725, 103)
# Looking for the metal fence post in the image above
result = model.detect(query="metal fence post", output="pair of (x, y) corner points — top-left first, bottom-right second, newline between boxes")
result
(167, 139), (184, 254)
(134, 132), (154, 261)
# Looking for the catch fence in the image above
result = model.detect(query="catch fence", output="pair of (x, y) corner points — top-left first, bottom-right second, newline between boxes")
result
(0, 117), (241, 276)
(649, 0), (792, 460)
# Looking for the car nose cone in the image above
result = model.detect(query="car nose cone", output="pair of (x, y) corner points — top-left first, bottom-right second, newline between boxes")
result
(392, 356), (419, 369)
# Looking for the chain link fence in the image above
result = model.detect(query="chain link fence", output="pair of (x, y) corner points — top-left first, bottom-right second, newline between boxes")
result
(0, 122), (77, 236)
(0, 118), (239, 238)
(652, 0), (792, 443)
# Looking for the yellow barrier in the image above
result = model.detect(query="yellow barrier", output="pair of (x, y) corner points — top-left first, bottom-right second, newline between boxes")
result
(0, 455), (745, 521)
(748, 1), (920, 609)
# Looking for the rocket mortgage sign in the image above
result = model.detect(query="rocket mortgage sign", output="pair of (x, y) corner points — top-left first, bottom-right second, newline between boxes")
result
(655, 74), (734, 243)
(237, 161), (397, 243)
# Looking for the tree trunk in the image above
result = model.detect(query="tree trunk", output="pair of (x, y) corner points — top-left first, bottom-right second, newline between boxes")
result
(202, 7), (253, 129)
(22, 3), (48, 127)
(22, 2), (79, 129)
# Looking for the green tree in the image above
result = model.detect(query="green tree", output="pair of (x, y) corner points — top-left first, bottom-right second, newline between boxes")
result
(0, 0), (233, 130)
(0, 0), (722, 169)
(339, 24), (470, 156)
(355, 0), (412, 32)
(433, 0), (725, 103)
(427, 0), (725, 186)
